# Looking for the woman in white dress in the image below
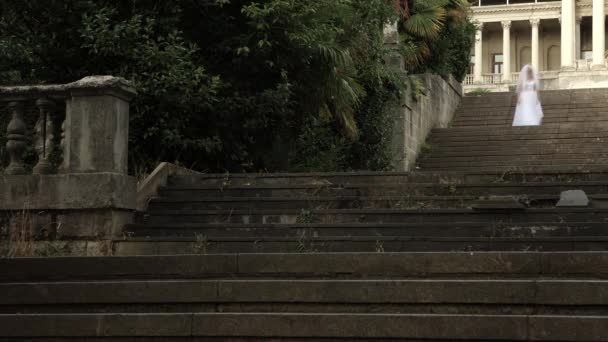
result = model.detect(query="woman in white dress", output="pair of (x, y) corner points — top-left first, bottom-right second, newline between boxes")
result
(512, 64), (544, 126)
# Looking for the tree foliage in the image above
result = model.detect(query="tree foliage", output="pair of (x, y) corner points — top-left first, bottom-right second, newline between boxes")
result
(397, 0), (475, 81)
(0, 0), (472, 173)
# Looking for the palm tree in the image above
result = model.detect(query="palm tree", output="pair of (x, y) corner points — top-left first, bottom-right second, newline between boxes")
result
(397, 0), (469, 70)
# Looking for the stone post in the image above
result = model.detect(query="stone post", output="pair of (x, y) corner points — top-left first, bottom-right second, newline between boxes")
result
(561, 0), (576, 70)
(593, 0), (606, 69)
(531, 19), (541, 71)
(474, 23), (484, 83)
(61, 76), (136, 174)
(502, 21), (512, 82)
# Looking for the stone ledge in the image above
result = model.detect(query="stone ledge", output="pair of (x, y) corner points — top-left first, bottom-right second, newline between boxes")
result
(0, 76), (136, 102)
(0, 173), (136, 210)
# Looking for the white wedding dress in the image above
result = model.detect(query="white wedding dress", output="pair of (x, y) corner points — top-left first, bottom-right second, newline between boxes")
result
(512, 68), (543, 127)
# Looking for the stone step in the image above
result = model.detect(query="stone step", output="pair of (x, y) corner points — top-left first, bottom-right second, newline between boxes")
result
(5, 279), (608, 315)
(147, 195), (556, 210)
(141, 208), (608, 225)
(171, 169), (608, 186)
(418, 163), (608, 171)
(147, 194), (608, 211)
(117, 236), (608, 254)
(169, 169), (608, 189)
(4, 252), (608, 281)
(429, 132), (608, 143)
(453, 112), (608, 123)
(148, 195), (482, 210)
(431, 123), (608, 135)
(420, 153), (608, 163)
(159, 182), (608, 198)
(455, 107), (608, 116)
(425, 143), (607, 154)
(452, 119), (608, 128)
(1, 312), (606, 339)
(428, 137), (608, 146)
(421, 166), (608, 173)
(124, 221), (608, 239)
(453, 113), (608, 124)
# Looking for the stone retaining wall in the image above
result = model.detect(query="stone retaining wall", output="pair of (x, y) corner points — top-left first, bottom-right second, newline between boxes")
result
(391, 73), (463, 171)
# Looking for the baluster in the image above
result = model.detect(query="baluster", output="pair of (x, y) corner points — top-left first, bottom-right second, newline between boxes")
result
(58, 118), (66, 173)
(33, 98), (56, 175)
(4, 101), (27, 175)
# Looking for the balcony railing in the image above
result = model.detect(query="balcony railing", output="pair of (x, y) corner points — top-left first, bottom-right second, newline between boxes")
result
(471, 0), (558, 6)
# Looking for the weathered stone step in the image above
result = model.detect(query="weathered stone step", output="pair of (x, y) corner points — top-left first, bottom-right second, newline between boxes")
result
(5, 279), (608, 314)
(148, 195), (481, 210)
(428, 136), (608, 146)
(453, 113), (608, 125)
(425, 143), (607, 154)
(429, 132), (608, 143)
(117, 235), (608, 254)
(148, 193), (589, 210)
(452, 119), (608, 128)
(142, 208), (608, 225)
(422, 165), (608, 173)
(1, 312), (606, 340)
(3, 252), (608, 281)
(431, 123), (608, 135)
(455, 107), (608, 117)
(419, 159), (608, 171)
(170, 169), (608, 186)
(124, 221), (608, 239)
(420, 153), (608, 164)
(451, 120), (608, 128)
(160, 182), (608, 198)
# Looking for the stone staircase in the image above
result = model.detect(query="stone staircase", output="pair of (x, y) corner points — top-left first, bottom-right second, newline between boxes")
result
(420, 89), (608, 170)
(2, 252), (608, 339)
(5, 89), (608, 340)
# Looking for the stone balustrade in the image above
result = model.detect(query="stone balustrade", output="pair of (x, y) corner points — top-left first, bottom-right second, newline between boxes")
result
(0, 76), (137, 255)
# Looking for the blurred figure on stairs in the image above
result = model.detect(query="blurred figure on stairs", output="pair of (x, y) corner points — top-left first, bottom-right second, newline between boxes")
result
(513, 64), (544, 126)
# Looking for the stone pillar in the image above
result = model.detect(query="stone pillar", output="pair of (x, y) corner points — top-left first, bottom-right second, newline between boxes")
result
(474, 23), (484, 83)
(531, 19), (541, 71)
(61, 76), (136, 174)
(593, 0), (606, 69)
(576, 16), (582, 61)
(561, 0), (576, 70)
(502, 21), (512, 82)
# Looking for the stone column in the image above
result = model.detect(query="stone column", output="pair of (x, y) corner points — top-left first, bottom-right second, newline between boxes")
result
(561, 0), (576, 70)
(593, 0), (606, 69)
(531, 19), (541, 71)
(576, 16), (582, 61)
(474, 23), (484, 83)
(502, 21), (512, 82)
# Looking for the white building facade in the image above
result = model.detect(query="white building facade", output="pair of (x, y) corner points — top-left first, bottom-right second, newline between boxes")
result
(465, 0), (608, 91)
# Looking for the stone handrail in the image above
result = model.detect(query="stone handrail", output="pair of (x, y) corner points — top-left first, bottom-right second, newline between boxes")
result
(1, 76), (136, 175)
